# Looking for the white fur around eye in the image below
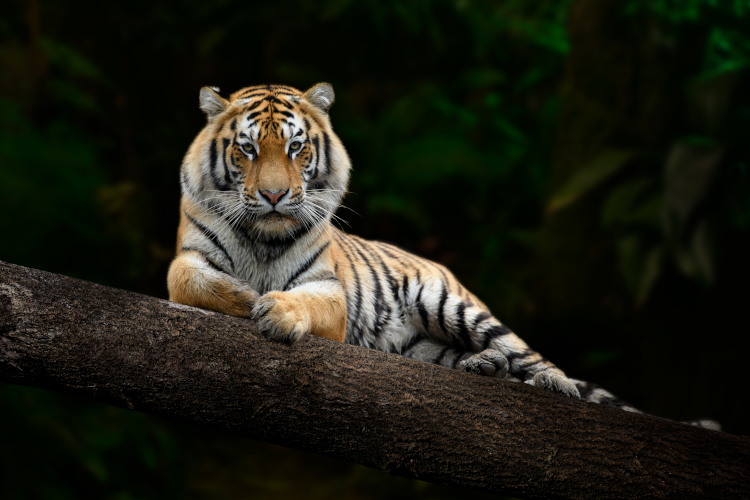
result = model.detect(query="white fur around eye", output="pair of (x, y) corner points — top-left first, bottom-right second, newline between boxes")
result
(286, 138), (305, 158)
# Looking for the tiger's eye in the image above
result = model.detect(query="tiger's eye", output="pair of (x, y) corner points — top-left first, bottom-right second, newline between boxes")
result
(289, 141), (301, 151)
(241, 143), (254, 155)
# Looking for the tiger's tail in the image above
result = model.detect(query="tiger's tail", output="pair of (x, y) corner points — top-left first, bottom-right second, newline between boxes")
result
(570, 378), (722, 431)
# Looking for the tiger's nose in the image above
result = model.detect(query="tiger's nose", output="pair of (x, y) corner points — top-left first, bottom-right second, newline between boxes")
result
(260, 189), (288, 206)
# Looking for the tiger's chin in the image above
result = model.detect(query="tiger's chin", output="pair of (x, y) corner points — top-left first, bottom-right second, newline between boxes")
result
(250, 212), (303, 240)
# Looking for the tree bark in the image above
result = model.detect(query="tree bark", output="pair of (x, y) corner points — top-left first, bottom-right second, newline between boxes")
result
(0, 260), (748, 500)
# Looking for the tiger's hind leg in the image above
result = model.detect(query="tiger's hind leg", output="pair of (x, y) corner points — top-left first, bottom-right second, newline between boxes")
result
(405, 278), (580, 398)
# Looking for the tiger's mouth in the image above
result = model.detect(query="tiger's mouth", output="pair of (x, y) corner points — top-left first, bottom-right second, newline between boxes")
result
(250, 210), (301, 235)
(260, 211), (295, 222)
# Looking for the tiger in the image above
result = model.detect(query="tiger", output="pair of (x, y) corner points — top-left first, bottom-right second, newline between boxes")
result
(167, 82), (719, 427)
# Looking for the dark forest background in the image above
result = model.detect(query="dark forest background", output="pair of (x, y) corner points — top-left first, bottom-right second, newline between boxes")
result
(1, 0), (749, 499)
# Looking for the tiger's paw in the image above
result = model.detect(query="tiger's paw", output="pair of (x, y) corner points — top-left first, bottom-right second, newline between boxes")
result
(526, 370), (581, 399)
(460, 350), (508, 378)
(251, 292), (310, 344)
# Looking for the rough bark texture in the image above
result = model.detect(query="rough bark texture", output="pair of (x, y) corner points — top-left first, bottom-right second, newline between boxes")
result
(0, 260), (748, 500)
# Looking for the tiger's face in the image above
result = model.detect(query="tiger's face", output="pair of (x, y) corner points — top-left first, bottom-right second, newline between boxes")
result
(186, 83), (350, 244)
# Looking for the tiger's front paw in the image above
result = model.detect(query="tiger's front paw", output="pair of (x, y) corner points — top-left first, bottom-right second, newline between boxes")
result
(525, 370), (581, 399)
(251, 292), (310, 344)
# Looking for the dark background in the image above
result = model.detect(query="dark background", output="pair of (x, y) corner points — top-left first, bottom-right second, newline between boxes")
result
(1, 0), (749, 498)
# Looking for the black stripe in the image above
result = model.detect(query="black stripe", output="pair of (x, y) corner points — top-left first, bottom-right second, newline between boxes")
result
(347, 236), (390, 339)
(209, 139), (229, 191)
(366, 243), (402, 313)
(452, 352), (463, 369)
(184, 212), (235, 272)
(481, 324), (512, 350)
(437, 284), (448, 333)
(264, 95), (284, 104)
(472, 312), (491, 330)
(283, 241), (331, 291)
(180, 246), (229, 274)
(506, 350), (532, 363)
(322, 131), (331, 175)
(278, 110), (294, 118)
(245, 100), (263, 111)
(375, 243), (419, 271)
(376, 242), (429, 275)
(257, 223), (313, 246)
(434, 347), (451, 365)
(311, 136), (320, 180)
(247, 110), (264, 120)
(577, 382), (597, 401)
(180, 168), (196, 198)
(333, 232), (363, 342)
(303, 118), (311, 131)
(345, 245), (364, 343)
(264, 95), (292, 109)
(221, 138), (233, 186)
(293, 128), (304, 138)
(400, 335), (423, 356)
(233, 223), (315, 261)
(514, 360), (544, 381)
(239, 91), (266, 99)
(455, 302), (472, 350)
(507, 351), (535, 379)
(230, 119), (237, 131)
(416, 285), (429, 333)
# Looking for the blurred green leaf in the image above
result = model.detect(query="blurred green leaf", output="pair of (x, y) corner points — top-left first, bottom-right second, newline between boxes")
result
(39, 37), (105, 81)
(547, 149), (637, 214)
(47, 78), (105, 116)
(601, 177), (654, 228)
(636, 246), (664, 304)
(617, 235), (664, 301)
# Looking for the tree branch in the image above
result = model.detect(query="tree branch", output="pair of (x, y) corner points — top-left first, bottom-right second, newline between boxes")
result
(0, 260), (748, 500)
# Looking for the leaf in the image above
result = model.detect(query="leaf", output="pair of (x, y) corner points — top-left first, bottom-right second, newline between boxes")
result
(546, 149), (637, 214)
(622, 194), (662, 227)
(636, 246), (663, 305)
(601, 177), (654, 228)
(674, 217), (715, 285)
(617, 234), (643, 295)
(617, 235), (664, 303)
(39, 37), (104, 81)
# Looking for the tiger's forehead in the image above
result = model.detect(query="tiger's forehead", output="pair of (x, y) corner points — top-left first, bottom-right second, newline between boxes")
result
(229, 85), (306, 141)
(230, 84), (303, 102)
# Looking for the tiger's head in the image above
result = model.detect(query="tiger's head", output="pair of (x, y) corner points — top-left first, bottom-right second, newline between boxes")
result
(182, 83), (351, 246)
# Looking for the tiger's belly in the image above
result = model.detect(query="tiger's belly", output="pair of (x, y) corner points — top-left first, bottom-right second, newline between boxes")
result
(343, 295), (419, 354)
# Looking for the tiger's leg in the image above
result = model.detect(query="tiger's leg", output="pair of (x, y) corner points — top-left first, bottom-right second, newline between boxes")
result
(167, 250), (257, 317)
(251, 280), (348, 344)
(402, 338), (508, 378)
(408, 279), (580, 398)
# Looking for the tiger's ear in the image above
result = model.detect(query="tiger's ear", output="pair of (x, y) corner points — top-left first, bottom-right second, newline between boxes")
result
(199, 86), (229, 122)
(303, 83), (335, 114)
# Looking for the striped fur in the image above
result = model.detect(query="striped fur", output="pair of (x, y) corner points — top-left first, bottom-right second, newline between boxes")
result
(167, 83), (719, 427)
